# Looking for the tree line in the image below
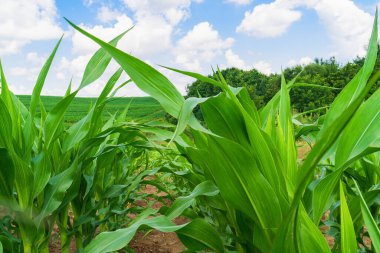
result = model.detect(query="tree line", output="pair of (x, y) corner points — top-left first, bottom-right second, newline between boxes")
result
(185, 51), (380, 120)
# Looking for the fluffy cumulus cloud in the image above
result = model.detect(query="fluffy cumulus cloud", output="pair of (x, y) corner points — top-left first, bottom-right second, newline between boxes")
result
(61, 0), (211, 96)
(69, 0), (202, 66)
(225, 49), (250, 70)
(97, 6), (123, 23)
(175, 22), (234, 72)
(0, 0), (63, 56)
(237, 0), (373, 59)
(287, 56), (313, 67)
(224, 49), (273, 75)
(312, 0), (372, 58)
(236, 1), (302, 37)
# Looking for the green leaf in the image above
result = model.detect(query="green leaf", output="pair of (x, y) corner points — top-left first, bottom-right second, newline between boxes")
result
(318, 11), (378, 140)
(355, 181), (380, 252)
(177, 218), (225, 253)
(84, 211), (224, 253)
(30, 36), (63, 117)
(281, 14), (379, 251)
(165, 181), (219, 219)
(170, 97), (209, 144)
(65, 18), (184, 118)
(35, 158), (79, 226)
(63, 68), (123, 151)
(0, 148), (14, 198)
(339, 181), (357, 253)
(44, 91), (78, 151)
(336, 82), (380, 168)
(277, 73), (297, 184)
(79, 29), (131, 89)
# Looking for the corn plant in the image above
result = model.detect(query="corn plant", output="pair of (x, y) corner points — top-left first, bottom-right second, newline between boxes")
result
(0, 29), (136, 252)
(0, 24), (227, 253)
(67, 10), (380, 253)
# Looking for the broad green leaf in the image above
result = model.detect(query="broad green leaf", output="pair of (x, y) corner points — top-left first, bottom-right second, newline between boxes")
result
(30, 36), (63, 117)
(339, 181), (357, 253)
(166, 181), (219, 219)
(44, 91), (78, 151)
(170, 97), (209, 144)
(272, 204), (330, 253)
(277, 74), (297, 184)
(0, 148), (14, 198)
(84, 211), (224, 253)
(176, 218), (225, 253)
(161, 65), (225, 90)
(296, 205), (330, 253)
(285, 13), (379, 247)
(65, 18), (184, 118)
(79, 29), (131, 89)
(355, 181), (380, 252)
(63, 68), (123, 151)
(348, 189), (380, 224)
(0, 63), (21, 144)
(312, 169), (341, 224)
(35, 158), (78, 226)
(31, 152), (50, 199)
(318, 11), (378, 140)
(235, 87), (260, 125)
(201, 92), (288, 202)
(190, 135), (283, 230)
(0, 98), (13, 148)
(336, 83), (380, 168)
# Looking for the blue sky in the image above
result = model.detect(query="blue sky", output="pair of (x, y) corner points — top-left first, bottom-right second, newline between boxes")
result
(0, 0), (378, 96)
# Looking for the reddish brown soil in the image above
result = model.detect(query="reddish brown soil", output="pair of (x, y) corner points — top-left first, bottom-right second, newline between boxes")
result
(48, 182), (187, 253)
(129, 217), (187, 253)
(129, 184), (187, 253)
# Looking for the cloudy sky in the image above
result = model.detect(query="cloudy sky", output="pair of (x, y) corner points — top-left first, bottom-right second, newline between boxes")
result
(1, 0), (378, 97)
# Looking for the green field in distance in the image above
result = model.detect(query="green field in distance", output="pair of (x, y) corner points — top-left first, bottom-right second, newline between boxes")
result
(17, 95), (165, 124)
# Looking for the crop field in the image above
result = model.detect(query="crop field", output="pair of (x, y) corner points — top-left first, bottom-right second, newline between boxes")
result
(0, 12), (379, 253)
(17, 95), (165, 123)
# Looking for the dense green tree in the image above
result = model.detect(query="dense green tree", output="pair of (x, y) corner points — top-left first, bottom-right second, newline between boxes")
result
(184, 53), (380, 120)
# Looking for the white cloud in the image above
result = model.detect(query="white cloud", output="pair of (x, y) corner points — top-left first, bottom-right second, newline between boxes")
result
(97, 6), (123, 23)
(58, 0), (240, 96)
(236, 1), (302, 37)
(224, 49), (273, 75)
(175, 22), (234, 72)
(26, 52), (45, 65)
(253, 61), (273, 75)
(9, 67), (29, 77)
(287, 56), (313, 67)
(61, 0), (197, 97)
(312, 0), (372, 59)
(237, 0), (373, 59)
(0, 0), (63, 56)
(9, 66), (40, 81)
(225, 0), (252, 6)
(224, 49), (250, 70)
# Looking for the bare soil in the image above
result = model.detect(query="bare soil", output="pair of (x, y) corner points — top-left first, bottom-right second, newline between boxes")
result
(48, 183), (187, 253)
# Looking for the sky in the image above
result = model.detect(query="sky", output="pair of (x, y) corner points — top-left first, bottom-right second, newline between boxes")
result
(0, 0), (378, 97)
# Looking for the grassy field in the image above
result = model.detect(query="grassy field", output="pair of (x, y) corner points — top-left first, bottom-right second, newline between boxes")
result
(17, 95), (165, 123)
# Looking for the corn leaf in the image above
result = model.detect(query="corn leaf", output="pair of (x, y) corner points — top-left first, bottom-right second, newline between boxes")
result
(65, 18), (184, 118)
(30, 36), (63, 117)
(339, 181), (357, 253)
(355, 181), (380, 252)
(79, 29), (131, 89)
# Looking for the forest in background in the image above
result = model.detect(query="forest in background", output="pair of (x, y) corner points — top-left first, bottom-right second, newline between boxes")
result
(186, 49), (380, 118)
